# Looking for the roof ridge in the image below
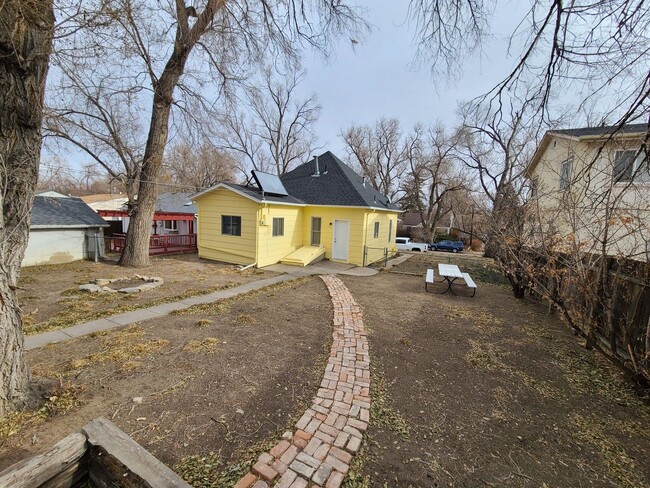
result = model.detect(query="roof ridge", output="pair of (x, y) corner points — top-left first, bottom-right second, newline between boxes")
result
(325, 151), (373, 207)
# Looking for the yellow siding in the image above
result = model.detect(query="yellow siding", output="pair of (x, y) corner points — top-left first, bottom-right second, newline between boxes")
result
(256, 204), (304, 267)
(364, 211), (398, 265)
(194, 188), (258, 265)
(301, 206), (399, 266)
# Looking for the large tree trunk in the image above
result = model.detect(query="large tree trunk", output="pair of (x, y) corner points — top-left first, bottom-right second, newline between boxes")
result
(117, 3), (217, 268)
(0, 0), (54, 414)
(118, 47), (190, 267)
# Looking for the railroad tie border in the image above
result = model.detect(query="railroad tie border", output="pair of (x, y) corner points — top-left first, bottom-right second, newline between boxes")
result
(234, 275), (370, 488)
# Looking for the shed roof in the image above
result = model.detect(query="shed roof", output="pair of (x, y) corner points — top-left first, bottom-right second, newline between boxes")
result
(31, 195), (109, 229)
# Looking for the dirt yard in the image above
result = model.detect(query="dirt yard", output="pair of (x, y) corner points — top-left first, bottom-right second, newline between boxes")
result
(341, 253), (650, 487)
(17, 255), (278, 335)
(3, 253), (649, 487)
(1, 276), (331, 485)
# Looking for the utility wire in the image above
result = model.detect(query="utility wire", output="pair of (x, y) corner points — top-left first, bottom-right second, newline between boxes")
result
(39, 162), (209, 192)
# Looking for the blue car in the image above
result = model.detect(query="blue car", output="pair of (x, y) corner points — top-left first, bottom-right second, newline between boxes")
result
(429, 240), (464, 253)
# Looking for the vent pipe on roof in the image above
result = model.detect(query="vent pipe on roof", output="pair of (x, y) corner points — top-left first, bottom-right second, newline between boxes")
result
(312, 155), (320, 177)
(362, 176), (366, 187)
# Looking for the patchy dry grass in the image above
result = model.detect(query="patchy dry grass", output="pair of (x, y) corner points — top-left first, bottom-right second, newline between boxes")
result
(464, 339), (510, 372)
(183, 338), (220, 354)
(369, 365), (410, 441)
(25, 283), (240, 335)
(572, 414), (646, 488)
(61, 324), (170, 374)
(196, 319), (213, 327)
(173, 278), (308, 317)
(0, 384), (84, 441)
(235, 314), (256, 325)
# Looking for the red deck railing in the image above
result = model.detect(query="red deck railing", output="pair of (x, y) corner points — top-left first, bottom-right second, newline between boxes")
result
(105, 233), (197, 256)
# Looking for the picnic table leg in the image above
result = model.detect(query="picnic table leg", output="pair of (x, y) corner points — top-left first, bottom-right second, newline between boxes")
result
(434, 277), (452, 294)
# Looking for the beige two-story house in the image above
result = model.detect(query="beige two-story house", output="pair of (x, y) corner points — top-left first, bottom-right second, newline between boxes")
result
(526, 123), (649, 261)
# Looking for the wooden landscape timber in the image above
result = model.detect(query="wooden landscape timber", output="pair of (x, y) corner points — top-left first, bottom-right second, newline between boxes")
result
(0, 418), (191, 488)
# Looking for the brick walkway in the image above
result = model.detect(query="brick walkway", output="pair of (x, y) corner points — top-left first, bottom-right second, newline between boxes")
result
(234, 275), (370, 488)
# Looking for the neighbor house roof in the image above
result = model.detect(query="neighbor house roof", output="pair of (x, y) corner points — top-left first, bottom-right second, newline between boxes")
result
(551, 123), (648, 139)
(399, 212), (424, 226)
(31, 195), (109, 229)
(155, 193), (197, 214)
(527, 123), (649, 176)
(80, 194), (129, 211)
(281, 151), (400, 211)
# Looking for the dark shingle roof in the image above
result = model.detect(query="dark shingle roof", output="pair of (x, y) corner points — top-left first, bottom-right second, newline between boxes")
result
(155, 193), (197, 213)
(552, 123), (648, 138)
(280, 151), (400, 210)
(31, 195), (109, 228)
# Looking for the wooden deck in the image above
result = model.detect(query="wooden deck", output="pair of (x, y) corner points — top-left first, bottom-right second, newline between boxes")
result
(105, 234), (197, 256)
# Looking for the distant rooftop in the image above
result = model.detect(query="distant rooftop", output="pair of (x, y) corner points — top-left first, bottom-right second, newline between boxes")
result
(551, 123), (648, 138)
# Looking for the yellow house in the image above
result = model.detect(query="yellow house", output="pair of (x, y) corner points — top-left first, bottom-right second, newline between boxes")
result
(191, 151), (401, 267)
(526, 123), (649, 260)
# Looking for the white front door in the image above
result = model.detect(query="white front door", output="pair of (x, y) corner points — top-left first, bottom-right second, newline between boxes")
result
(332, 220), (350, 261)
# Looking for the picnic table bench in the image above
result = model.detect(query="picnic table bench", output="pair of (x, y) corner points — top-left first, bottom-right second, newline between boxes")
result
(425, 265), (477, 297)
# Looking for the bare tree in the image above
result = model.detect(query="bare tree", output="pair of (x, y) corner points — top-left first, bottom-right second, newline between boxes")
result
(44, 66), (145, 205)
(456, 94), (546, 256)
(220, 68), (321, 177)
(165, 141), (236, 191)
(51, 0), (365, 267)
(403, 124), (467, 241)
(411, 1), (650, 121)
(0, 0), (54, 414)
(341, 117), (407, 200)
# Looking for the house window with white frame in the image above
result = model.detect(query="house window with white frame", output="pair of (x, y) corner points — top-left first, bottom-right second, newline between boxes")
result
(374, 221), (380, 239)
(388, 219), (393, 242)
(310, 217), (321, 246)
(272, 217), (284, 236)
(163, 220), (178, 233)
(559, 158), (572, 190)
(613, 149), (650, 183)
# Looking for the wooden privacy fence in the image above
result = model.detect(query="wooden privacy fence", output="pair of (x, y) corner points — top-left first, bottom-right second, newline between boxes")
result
(526, 252), (650, 382)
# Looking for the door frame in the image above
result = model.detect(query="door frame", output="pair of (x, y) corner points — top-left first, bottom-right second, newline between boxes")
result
(331, 219), (350, 261)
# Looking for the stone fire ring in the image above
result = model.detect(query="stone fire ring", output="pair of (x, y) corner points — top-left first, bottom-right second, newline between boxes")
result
(79, 275), (164, 294)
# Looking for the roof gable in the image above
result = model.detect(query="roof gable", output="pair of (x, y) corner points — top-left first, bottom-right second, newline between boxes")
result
(31, 195), (109, 228)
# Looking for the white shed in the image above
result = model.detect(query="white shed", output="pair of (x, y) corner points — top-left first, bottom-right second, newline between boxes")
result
(22, 193), (109, 267)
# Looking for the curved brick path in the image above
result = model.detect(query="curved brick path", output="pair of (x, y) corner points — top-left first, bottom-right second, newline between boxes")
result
(234, 275), (370, 488)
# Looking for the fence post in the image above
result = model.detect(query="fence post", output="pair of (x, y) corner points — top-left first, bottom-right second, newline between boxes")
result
(384, 248), (388, 267)
(363, 246), (367, 267)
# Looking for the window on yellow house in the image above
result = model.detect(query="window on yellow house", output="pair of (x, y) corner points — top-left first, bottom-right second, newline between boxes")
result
(374, 221), (380, 238)
(311, 217), (321, 245)
(272, 217), (284, 236)
(388, 219), (393, 242)
(222, 215), (241, 236)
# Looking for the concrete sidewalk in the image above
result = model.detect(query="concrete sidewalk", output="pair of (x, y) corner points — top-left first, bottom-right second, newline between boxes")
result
(25, 260), (382, 351)
(25, 274), (294, 351)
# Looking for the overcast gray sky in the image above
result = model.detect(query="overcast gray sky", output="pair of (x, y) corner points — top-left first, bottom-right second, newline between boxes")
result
(299, 0), (532, 157)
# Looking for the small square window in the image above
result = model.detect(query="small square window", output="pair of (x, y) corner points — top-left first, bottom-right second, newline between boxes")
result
(272, 217), (284, 236)
(222, 215), (241, 236)
(373, 221), (380, 239)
